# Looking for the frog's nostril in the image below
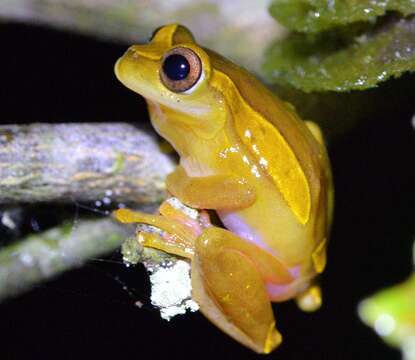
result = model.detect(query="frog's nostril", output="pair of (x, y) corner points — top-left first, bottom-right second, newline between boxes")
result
(127, 47), (139, 59)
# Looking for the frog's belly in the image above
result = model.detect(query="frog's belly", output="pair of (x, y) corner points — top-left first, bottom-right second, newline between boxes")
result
(216, 181), (316, 299)
(217, 210), (274, 253)
(216, 185), (313, 265)
(218, 209), (313, 301)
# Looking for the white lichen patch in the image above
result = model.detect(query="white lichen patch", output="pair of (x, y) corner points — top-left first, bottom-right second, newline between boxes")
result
(166, 197), (199, 220)
(1, 211), (16, 229)
(149, 260), (199, 320)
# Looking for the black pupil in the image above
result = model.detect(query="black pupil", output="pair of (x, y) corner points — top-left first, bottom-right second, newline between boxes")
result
(163, 54), (190, 81)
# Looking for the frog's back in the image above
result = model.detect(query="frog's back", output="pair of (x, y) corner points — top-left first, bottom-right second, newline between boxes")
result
(208, 49), (332, 267)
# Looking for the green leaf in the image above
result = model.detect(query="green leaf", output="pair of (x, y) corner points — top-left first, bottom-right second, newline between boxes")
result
(269, 0), (415, 33)
(263, 16), (415, 92)
(359, 274), (415, 353)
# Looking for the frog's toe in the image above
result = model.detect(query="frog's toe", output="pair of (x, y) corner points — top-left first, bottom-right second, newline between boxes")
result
(113, 208), (146, 224)
(159, 197), (210, 237)
(295, 284), (322, 312)
(113, 206), (198, 258)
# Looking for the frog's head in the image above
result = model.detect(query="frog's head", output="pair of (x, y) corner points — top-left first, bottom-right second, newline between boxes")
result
(115, 24), (226, 139)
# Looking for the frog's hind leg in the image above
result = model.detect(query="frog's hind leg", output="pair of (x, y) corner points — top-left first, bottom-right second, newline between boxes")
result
(192, 226), (290, 354)
(294, 237), (326, 312)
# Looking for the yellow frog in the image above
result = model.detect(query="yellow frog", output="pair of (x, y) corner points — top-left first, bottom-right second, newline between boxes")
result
(113, 24), (333, 354)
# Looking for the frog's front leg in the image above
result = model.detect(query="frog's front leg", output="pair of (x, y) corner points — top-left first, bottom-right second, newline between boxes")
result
(114, 199), (208, 258)
(166, 166), (256, 210)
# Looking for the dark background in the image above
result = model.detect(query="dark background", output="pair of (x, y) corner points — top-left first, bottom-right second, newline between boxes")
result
(0, 22), (414, 359)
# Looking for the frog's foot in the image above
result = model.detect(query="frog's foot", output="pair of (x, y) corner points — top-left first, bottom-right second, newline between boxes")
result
(113, 198), (212, 258)
(295, 284), (322, 312)
(192, 226), (290, 354)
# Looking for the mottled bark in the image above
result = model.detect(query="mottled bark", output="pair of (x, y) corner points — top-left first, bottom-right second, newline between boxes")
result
(0, 123), (175, 204)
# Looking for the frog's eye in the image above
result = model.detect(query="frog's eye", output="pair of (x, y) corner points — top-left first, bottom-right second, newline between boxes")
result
(160, 47), (202, 93)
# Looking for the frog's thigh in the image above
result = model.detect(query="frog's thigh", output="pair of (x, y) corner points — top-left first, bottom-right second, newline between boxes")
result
(295, 284), (322, 312)
(166, 166), (256, 210)
(192, 227), (282, 354)
(305, 121), (324, 145)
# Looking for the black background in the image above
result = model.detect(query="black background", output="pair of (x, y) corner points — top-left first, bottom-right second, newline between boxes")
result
(0, 22), (414, 359)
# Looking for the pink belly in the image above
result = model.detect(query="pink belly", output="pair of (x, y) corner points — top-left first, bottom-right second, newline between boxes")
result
(217, 210), (274, 253)
(217, 210), (304, 300)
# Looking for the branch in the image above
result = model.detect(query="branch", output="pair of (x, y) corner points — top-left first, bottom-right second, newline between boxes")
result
(0, 218), (130, 301)
(0, 214), (193, 309)
(0, 123), (183, 303)
(0, 123), (175, 204)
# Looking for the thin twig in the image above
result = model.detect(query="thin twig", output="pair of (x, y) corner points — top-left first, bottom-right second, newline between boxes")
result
(0, 218), (130, 301)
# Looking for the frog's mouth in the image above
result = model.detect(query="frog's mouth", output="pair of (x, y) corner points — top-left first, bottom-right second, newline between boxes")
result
(113, 53), (157, 100)
(114, 55), (137, 87)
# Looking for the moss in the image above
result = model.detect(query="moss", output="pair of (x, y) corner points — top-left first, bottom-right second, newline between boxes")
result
(264, 16), (415, 91)
(110, 152), (126, 174)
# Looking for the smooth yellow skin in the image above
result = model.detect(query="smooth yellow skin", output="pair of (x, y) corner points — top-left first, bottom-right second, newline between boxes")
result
(114, 24), (333, 354)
